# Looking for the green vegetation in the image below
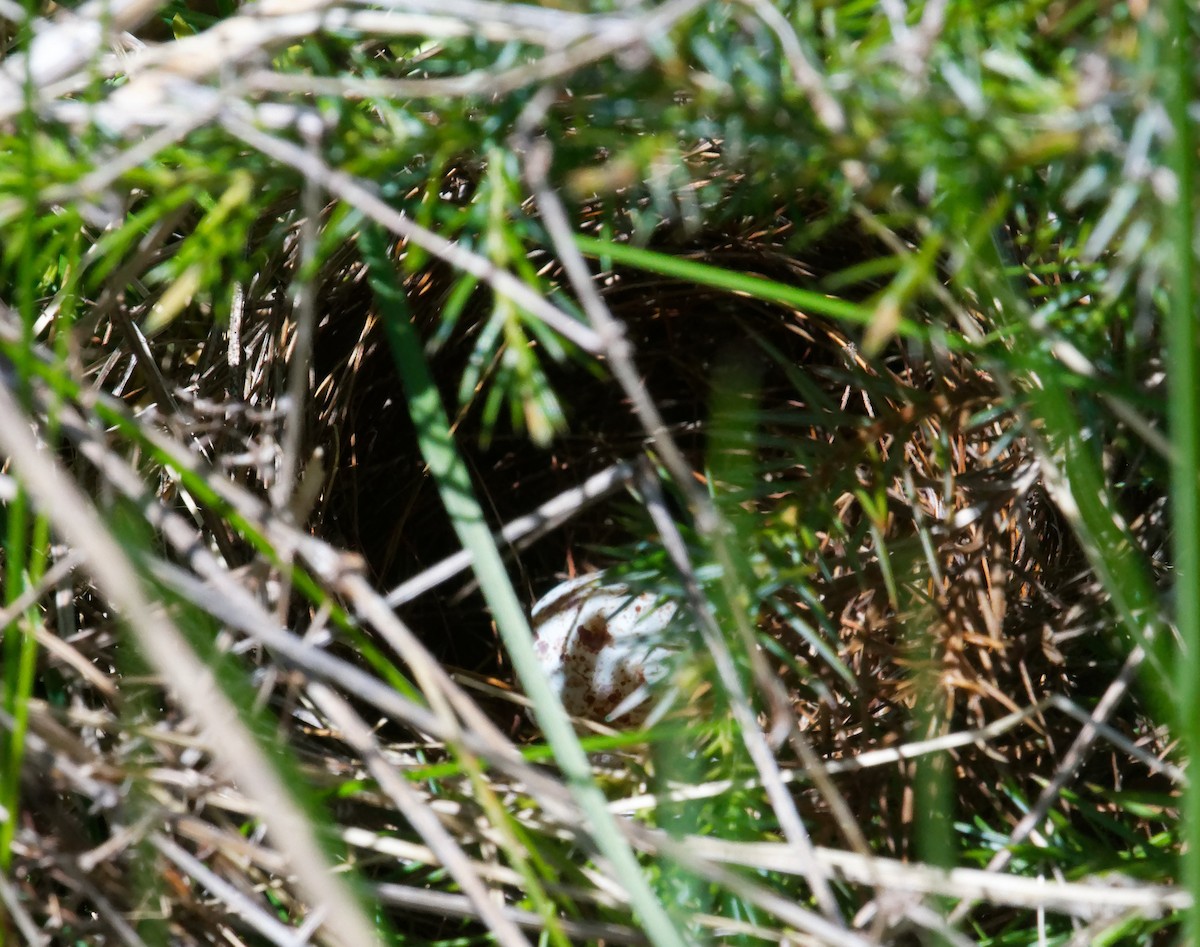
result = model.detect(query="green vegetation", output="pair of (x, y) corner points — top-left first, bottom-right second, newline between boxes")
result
(0, 0), (1192, 944)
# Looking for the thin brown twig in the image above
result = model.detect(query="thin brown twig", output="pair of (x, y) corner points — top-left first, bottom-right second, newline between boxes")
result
(273, 120), (324, 512)
(46, 863), (147, 947)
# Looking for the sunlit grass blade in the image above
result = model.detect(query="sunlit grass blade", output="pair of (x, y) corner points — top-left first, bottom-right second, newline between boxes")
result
(1162, 0), (1200, 938)
(574, 232), (924, 339)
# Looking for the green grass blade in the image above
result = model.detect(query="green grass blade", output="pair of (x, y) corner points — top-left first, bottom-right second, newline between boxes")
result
(361, 224), (689, 947)
(574, 232), (924, 339)
(1162, 0), (1200, 937)
(0, 25), (42, 870)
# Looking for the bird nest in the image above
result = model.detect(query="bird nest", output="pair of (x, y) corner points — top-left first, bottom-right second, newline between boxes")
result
(8, 201), (1173, 944)
(309, 218), (1165, 858)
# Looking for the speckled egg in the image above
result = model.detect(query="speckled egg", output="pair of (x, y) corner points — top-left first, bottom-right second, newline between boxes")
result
(530, 573), (676, 725)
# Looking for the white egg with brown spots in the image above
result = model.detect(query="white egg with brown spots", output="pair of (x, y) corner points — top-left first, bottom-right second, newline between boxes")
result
(530, 573), (676, 725)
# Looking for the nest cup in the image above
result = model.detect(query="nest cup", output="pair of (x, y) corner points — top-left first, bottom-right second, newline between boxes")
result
(308, 223), (1161, 855)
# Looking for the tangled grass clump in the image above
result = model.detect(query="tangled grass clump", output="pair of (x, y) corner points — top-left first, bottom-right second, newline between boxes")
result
(0, 1), (1190, 946)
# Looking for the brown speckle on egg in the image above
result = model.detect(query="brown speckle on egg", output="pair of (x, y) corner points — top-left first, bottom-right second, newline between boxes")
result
(576, 616), (612, 652)
(529, 573), (678, 726)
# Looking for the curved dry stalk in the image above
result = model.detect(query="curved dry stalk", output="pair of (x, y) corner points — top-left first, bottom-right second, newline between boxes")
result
(687, 836), (1189, 919)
